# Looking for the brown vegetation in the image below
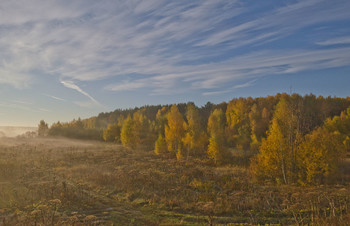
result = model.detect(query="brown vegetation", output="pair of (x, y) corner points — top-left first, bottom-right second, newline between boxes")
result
(1, 137), (349, 225)
(4, 94), (350, 224)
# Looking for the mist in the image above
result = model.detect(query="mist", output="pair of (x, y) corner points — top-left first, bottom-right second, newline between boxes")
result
(0, 126), (37, 137)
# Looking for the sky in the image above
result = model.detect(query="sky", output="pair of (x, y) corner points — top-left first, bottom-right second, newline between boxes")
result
(0, 0), (350, 126)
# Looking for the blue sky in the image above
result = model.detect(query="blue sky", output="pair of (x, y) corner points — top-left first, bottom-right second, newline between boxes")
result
(1, 0), (350, 126)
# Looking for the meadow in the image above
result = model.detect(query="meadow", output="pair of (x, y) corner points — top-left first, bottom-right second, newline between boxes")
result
(0, 137), (349, 225)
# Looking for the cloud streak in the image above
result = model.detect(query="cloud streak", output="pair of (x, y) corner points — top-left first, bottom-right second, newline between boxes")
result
(0, 101), (48, 113)
(0, 0), (349, 97)
(60, 80), (99, 105)
(317, 36), (350, 46)
(43, 94), (66, 102)
(105, 46), (350, 94)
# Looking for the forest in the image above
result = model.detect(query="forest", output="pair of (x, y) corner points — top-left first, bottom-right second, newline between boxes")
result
(42, 93), (350, 185)
(3, 93), (348, 224)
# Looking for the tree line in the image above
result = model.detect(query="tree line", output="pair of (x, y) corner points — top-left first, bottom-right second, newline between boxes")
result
(39, 93), (350, 184)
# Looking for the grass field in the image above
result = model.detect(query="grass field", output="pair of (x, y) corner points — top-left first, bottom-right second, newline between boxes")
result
(0, 137), (349, 225)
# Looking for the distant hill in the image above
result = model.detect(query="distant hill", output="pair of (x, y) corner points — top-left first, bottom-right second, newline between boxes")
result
(0, 126), (37, 137)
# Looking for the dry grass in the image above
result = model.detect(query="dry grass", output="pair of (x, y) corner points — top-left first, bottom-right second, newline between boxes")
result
(0, 137), (349, 225)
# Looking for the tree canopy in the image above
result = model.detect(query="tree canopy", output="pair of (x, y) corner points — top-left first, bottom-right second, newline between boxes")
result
(40, 93), (350, 184)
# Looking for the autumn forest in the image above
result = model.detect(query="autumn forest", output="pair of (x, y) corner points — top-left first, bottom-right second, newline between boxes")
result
(39, 93), (350, 184)
(2, 93), (350, 225)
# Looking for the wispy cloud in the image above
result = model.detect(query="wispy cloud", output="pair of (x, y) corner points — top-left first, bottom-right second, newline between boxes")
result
(60, 80), (99, 105)
(105, 46), (350, 94)
(38, 108), (51, 112)
(0, 69), (31, 89)
(233, 79), (257, 89)
(202, 90), (231, 96)
(0, 101), (48, 113)
(12, 100), (33, 105)
(197, 0), (350, 48)
(317, 36), (350, 46)
(43, 94), (66, 102)
(105, 80), (148, 92)
(73, 101), (100, 108)
(202, 79), (257, 96)
(0, 0), (349, 97)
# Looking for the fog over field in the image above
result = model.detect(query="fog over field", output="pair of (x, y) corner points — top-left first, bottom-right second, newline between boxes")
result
(0, 126), (36, 137)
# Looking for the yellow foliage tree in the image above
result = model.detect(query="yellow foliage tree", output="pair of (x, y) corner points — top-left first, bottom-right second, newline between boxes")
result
(165, 105), (186, 158)
(121, 115), (136, 149)
(207, 109), (228, 164)
(183, 104), (208, 158)
(155, 106), (168, 135)
(226, 98), (253, 150)
(251, 97), (302, 184)
(154, 134), (167, 155)
(251, 116), (291, 183)
(103, 124), (121, 142)
(299, 128), (346, 184)
(324, 107), (350, 152)
(249, 104), (271, 151)
(133, 110), (153, 150)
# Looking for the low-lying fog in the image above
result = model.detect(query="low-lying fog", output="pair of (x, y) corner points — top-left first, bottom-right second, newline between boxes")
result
(0, 126), (37, 137)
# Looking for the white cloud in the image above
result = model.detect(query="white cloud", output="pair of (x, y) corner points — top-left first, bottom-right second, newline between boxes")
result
(0, 0), (349, 96)
(0, 101), (41, 113)
(105, 80), (147, 92)
(60, 80), (99, 105)
(233, 79), (257, 89)
(38, 108), (51, 112)
(202, 90), (231, 96)
(12, 100), (33, 105)
(43, 94), (66, 102)
(0, 1), (245, 87)
(73, 101), (99, 108)
(198, 0), (350, 48)
(0, 67), (32, 89)
(202, 79), (257, 96)
(105, 46), (350, 94)
(317, 36), (350, 46)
